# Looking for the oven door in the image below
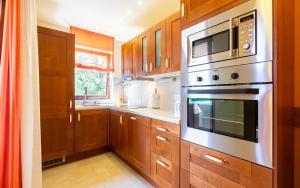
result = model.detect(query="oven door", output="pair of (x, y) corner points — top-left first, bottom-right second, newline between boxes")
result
(188, 20), (238, 66)
(181, 84), (273, 168)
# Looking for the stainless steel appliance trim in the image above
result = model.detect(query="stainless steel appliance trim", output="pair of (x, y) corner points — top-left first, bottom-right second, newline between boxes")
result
(181, 84), (273, 168)
(181, 0), (272, 73)
(181, 61), (272, 87)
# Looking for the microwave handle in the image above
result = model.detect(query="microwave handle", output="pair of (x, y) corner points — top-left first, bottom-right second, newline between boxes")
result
(229, 19), (238, 57)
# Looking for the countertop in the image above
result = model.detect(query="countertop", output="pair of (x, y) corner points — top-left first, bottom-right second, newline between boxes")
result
(75, 105), (180, 124)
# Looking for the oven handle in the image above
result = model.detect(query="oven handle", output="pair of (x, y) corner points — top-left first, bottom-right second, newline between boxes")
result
(188, 88), (259, 95)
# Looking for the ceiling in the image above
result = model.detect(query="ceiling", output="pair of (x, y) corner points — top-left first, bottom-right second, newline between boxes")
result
(36, 0), (180, 42)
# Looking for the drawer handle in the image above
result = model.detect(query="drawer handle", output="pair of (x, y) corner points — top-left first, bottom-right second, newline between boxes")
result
(120, 115), (123, 124)
(156, 127), (168, 132)
(130, 117), (137, 120)
(156, 160), (169, 168)
(156, 136), (168, 141)
(203, 153), (226, 164)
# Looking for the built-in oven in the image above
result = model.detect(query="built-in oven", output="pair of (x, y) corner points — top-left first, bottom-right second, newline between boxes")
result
(181, 62), (273, 168)
(182, 0), (272, 72)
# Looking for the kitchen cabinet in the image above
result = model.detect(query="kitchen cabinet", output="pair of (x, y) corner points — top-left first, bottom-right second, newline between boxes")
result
(122, 42), (133, 77)
(181, 140), (273, 188)
(151, 119), (180, 188)
(38, 26), (75, 161)
(149, 21), (166, 75)
(127, 114), (151, 177)
(165, 12), (181, 73)
(180, 0), (247, 28)
(109, 109), (128, 158)
(132, 37), (140, 78)
(139, 31), (151, 76)
(75, 109), (108, 153)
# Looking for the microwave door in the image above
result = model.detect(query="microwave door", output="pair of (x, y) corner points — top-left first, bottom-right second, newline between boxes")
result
(188, 19), (238, 66)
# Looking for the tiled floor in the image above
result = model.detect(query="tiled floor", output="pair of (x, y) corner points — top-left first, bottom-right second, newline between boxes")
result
(42, 152), (153, 188)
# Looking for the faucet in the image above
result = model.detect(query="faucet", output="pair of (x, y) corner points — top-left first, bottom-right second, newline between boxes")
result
(83, 87), (88, 105)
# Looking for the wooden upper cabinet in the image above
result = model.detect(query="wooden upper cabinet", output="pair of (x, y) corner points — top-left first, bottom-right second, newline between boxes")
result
(75, 109), (108, 153)
(181, 0), (247, 28)
(122, 42), (133, 77)
(165, 12), (181, 72)
(131, 37), (140, 78)
(127, 114), (151, 177)
(150, 20), (166, 75)
(139, 31), (151, 76)
(38, 26), (75, 161)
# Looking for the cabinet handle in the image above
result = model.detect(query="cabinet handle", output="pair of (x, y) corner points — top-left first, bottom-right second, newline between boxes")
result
(156, 136), (168, 141)
(156, 127), (168, 132)
(78, 113), (81, 122)
(156, 160), (169, 168)
(165, 58), (170, 68)
(70, 114), (72, 124)
(130, 117), (137, 120)
(203, 153), (227, 164)
(70, 100), (73, 109)
(120, 115), (123, 124)
(149, 63), (153, 72)
(181, 2), (185, 18)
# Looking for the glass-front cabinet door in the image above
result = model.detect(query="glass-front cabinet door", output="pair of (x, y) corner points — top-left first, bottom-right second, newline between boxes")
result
(150, 21), (166, 74)
(187, 98), (258, 142)
(139, 31), (150, 76)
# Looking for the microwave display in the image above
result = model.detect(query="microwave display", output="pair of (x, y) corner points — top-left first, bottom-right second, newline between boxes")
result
(192, 30), (230, 58)
(187, 98), (258, 142)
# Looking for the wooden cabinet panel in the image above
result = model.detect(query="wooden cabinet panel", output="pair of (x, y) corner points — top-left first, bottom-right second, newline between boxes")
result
(109, 109), (128, 158)
(181, 0), (248, 28)
(122, 42), (133, 77)
(139, 31), (151, 76)
(150, 21), (166, 75)
(75, 109), (108, 153)
(151, 119), (180, 137)
(151, 120), (180, 188)
(38, 26), (75, 161)
(127, 114), (151, 177)
(181, 140), (273, 188)
(132, 37), (140, 78)
(165, 12), (181, 72)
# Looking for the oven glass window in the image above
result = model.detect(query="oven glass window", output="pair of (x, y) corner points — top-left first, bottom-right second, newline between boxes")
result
(188, 98), (258, 142)
(192, 30), (230, 58)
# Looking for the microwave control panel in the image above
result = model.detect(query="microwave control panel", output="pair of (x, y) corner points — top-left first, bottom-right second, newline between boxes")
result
(238, 11), (256, 57)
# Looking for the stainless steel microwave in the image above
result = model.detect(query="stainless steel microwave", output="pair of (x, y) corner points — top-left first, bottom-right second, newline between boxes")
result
(182, 0), (272, 72)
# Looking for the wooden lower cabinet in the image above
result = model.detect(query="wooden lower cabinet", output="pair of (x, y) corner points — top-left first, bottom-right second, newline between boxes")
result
(151, 120), (180, 188)
(109, 109), (128, 158)
(75, 109), (108, 153)
(127, 114), (151, 177)
(181, 140), (273, 188)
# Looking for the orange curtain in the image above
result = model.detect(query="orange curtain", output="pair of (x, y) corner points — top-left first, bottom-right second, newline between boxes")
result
(71, 26), (114, 72)
(0, 0), (22, 187)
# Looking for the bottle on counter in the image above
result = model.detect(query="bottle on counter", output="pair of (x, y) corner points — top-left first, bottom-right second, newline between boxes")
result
(152, 88), (160, 109)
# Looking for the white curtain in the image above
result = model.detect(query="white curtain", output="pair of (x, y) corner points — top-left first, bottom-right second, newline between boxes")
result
(20, 0), (42, 187)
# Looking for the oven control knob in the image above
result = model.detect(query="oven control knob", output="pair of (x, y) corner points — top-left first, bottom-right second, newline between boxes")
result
(231, 73), (239, 79)
(243, 43), (251, 50)
(197, 76), (203, 82)
(212, 75), (219, 81)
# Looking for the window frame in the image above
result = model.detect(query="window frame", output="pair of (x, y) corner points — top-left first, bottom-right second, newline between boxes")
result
(74, 46), (113, 100)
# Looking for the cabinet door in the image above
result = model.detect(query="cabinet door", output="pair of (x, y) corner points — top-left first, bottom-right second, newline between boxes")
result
(38, 26), (75, 161)
(132, 37), (140, 78)
(122, 42), (133, 77)
(75, 109), (108, 153)
(181, 0), (244, 27)
(139, 31), (151, 76)
(127, 114), (151, 177)
(150, 21), (166, 75)
(165, 12), (181, 73)
(109, 110), (128, 158)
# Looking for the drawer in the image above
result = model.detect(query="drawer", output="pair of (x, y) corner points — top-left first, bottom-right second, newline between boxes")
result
(151, 130), (179, 161)
(190, 143), (252, 178)
(151, 119), (180, 137)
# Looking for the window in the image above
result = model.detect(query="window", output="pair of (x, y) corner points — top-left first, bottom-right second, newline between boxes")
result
(75, 47), (113, 99)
